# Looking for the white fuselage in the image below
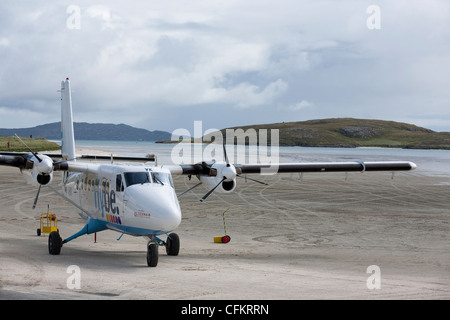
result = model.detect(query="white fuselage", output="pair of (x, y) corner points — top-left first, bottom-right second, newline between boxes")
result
(63, 163), (182, 237)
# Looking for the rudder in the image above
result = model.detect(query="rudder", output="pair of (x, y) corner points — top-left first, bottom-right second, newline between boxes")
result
(60, 78), (76, 161)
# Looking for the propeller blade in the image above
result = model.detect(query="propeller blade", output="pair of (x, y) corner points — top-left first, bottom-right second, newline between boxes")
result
(32, 185), (41, 210)
(178, 182), (202, 197)
(199, 177), (225, 203)
(223, 143), (230, 167)
(237, 174), (268, 185)
(14, 134), (42, 162)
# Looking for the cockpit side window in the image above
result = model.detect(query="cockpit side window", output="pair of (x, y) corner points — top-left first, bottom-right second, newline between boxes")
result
(124, 172), (150, 187)
(116, 174), (124, 192)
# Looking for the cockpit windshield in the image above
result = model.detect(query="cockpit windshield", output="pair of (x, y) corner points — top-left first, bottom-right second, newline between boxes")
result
(124, 172), (150, 187)
(123, 171), (174, 188)
(151, 172), (174, 188)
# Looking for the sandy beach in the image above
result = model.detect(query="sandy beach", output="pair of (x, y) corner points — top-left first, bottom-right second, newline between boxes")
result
(0, 152), (449, 300)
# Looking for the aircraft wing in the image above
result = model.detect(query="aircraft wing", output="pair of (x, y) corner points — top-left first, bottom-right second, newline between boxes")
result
(235, 161), (416, 174)
(0, 152), (28, 168)
(168, 160), (416, 175)
(167, 160), (416, 202)
(0, 151), (156, 170)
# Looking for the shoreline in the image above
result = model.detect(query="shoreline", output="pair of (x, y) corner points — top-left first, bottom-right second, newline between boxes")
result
(42, 148), (114, 156)
(46, 138), (450, 151)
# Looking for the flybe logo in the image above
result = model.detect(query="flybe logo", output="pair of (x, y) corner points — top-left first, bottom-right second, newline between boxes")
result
(106, 214), (122, 225)
(92, 178), (121, 224)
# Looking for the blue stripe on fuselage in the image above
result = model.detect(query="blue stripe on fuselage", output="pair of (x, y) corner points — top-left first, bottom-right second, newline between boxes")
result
(101, 219), (167, 237)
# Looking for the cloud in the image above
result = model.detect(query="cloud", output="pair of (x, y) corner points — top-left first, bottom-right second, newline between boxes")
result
(204, 79), (289, 108)
(0, 1), (450, 132)
(286, 100), (314, 111)
(0, 37), (9, 47)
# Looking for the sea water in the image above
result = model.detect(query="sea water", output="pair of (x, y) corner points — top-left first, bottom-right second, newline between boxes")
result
(69, 140), (450, 177)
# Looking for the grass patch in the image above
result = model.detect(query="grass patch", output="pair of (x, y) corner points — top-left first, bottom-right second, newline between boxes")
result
(0, 136), (60, 152)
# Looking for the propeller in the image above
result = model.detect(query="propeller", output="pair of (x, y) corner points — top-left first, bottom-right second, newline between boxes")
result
(32, 185), (41, 210)
(223, 143), (230, 167)
(181, 142), (269, 202)
(15, 134), (54, 209)
(15, 134), (42, 162)
(199, 177), (226, 203)
(236, 174), (268, 185)
(198, 143), (234, 203)
(225, 141), (268, 185)
(178, 182), (202, 197)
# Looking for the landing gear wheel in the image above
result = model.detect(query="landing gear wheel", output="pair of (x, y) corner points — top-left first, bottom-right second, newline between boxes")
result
(48, 231), (62, 255)
(147, 243), (159, 267)
(165, 233), (180, 256)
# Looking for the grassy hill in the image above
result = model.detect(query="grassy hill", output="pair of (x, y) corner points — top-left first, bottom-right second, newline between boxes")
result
(0, 136), (60, 152)
(212, 118), (450, 149)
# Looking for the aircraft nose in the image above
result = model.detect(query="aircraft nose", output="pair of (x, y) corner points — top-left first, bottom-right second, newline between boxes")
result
(125, 185), (182, 232)
(149, 191), (182, 231)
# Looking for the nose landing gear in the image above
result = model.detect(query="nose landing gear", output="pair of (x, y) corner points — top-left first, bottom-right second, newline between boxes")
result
(165, 233), (180, 256)
(146, 233), (180, 267)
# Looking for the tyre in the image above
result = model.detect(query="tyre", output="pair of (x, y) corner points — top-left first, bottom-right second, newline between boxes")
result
(147, 243), (159, 267)
(37, 228), (41, 236)
(165, 233), (180, 256)
(48, 231), (62, 255)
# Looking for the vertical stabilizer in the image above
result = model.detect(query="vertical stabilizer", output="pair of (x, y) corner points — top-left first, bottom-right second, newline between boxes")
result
(61, 78), (76, 161)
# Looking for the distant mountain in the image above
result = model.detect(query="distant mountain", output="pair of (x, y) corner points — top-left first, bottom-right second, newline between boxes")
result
(0, 122), (171, 141)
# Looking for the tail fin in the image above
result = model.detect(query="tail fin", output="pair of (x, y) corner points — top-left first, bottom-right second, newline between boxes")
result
(60, 78), (76, 161)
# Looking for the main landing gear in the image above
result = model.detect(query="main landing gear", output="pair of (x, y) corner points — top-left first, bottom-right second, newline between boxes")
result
(48, 231), (63, 255)
(46, 227), (180, 268)
(147, 233), (180, 267)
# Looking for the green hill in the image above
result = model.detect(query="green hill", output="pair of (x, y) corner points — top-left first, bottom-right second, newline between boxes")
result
(213, 118), (450, 149)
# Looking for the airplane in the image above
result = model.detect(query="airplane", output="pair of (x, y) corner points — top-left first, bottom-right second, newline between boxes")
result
(0, 78), (417, 267)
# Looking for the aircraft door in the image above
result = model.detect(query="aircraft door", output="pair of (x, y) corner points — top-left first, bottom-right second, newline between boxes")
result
(115, 173), (125, 218)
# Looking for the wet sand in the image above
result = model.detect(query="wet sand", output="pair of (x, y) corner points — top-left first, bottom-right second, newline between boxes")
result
(0, 163), (449, 299)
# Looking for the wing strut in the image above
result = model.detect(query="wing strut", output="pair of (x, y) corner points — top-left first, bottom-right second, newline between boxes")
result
(47, 185), (92, 217)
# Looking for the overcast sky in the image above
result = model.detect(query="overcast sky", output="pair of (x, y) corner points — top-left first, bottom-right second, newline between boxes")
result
(1, 0), (449, 134)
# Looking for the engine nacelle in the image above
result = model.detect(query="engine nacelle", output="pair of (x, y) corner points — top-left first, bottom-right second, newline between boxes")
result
(191, 162), (239, 201)
(198, 175), (236, 194)
(26, 154), (54, 186)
